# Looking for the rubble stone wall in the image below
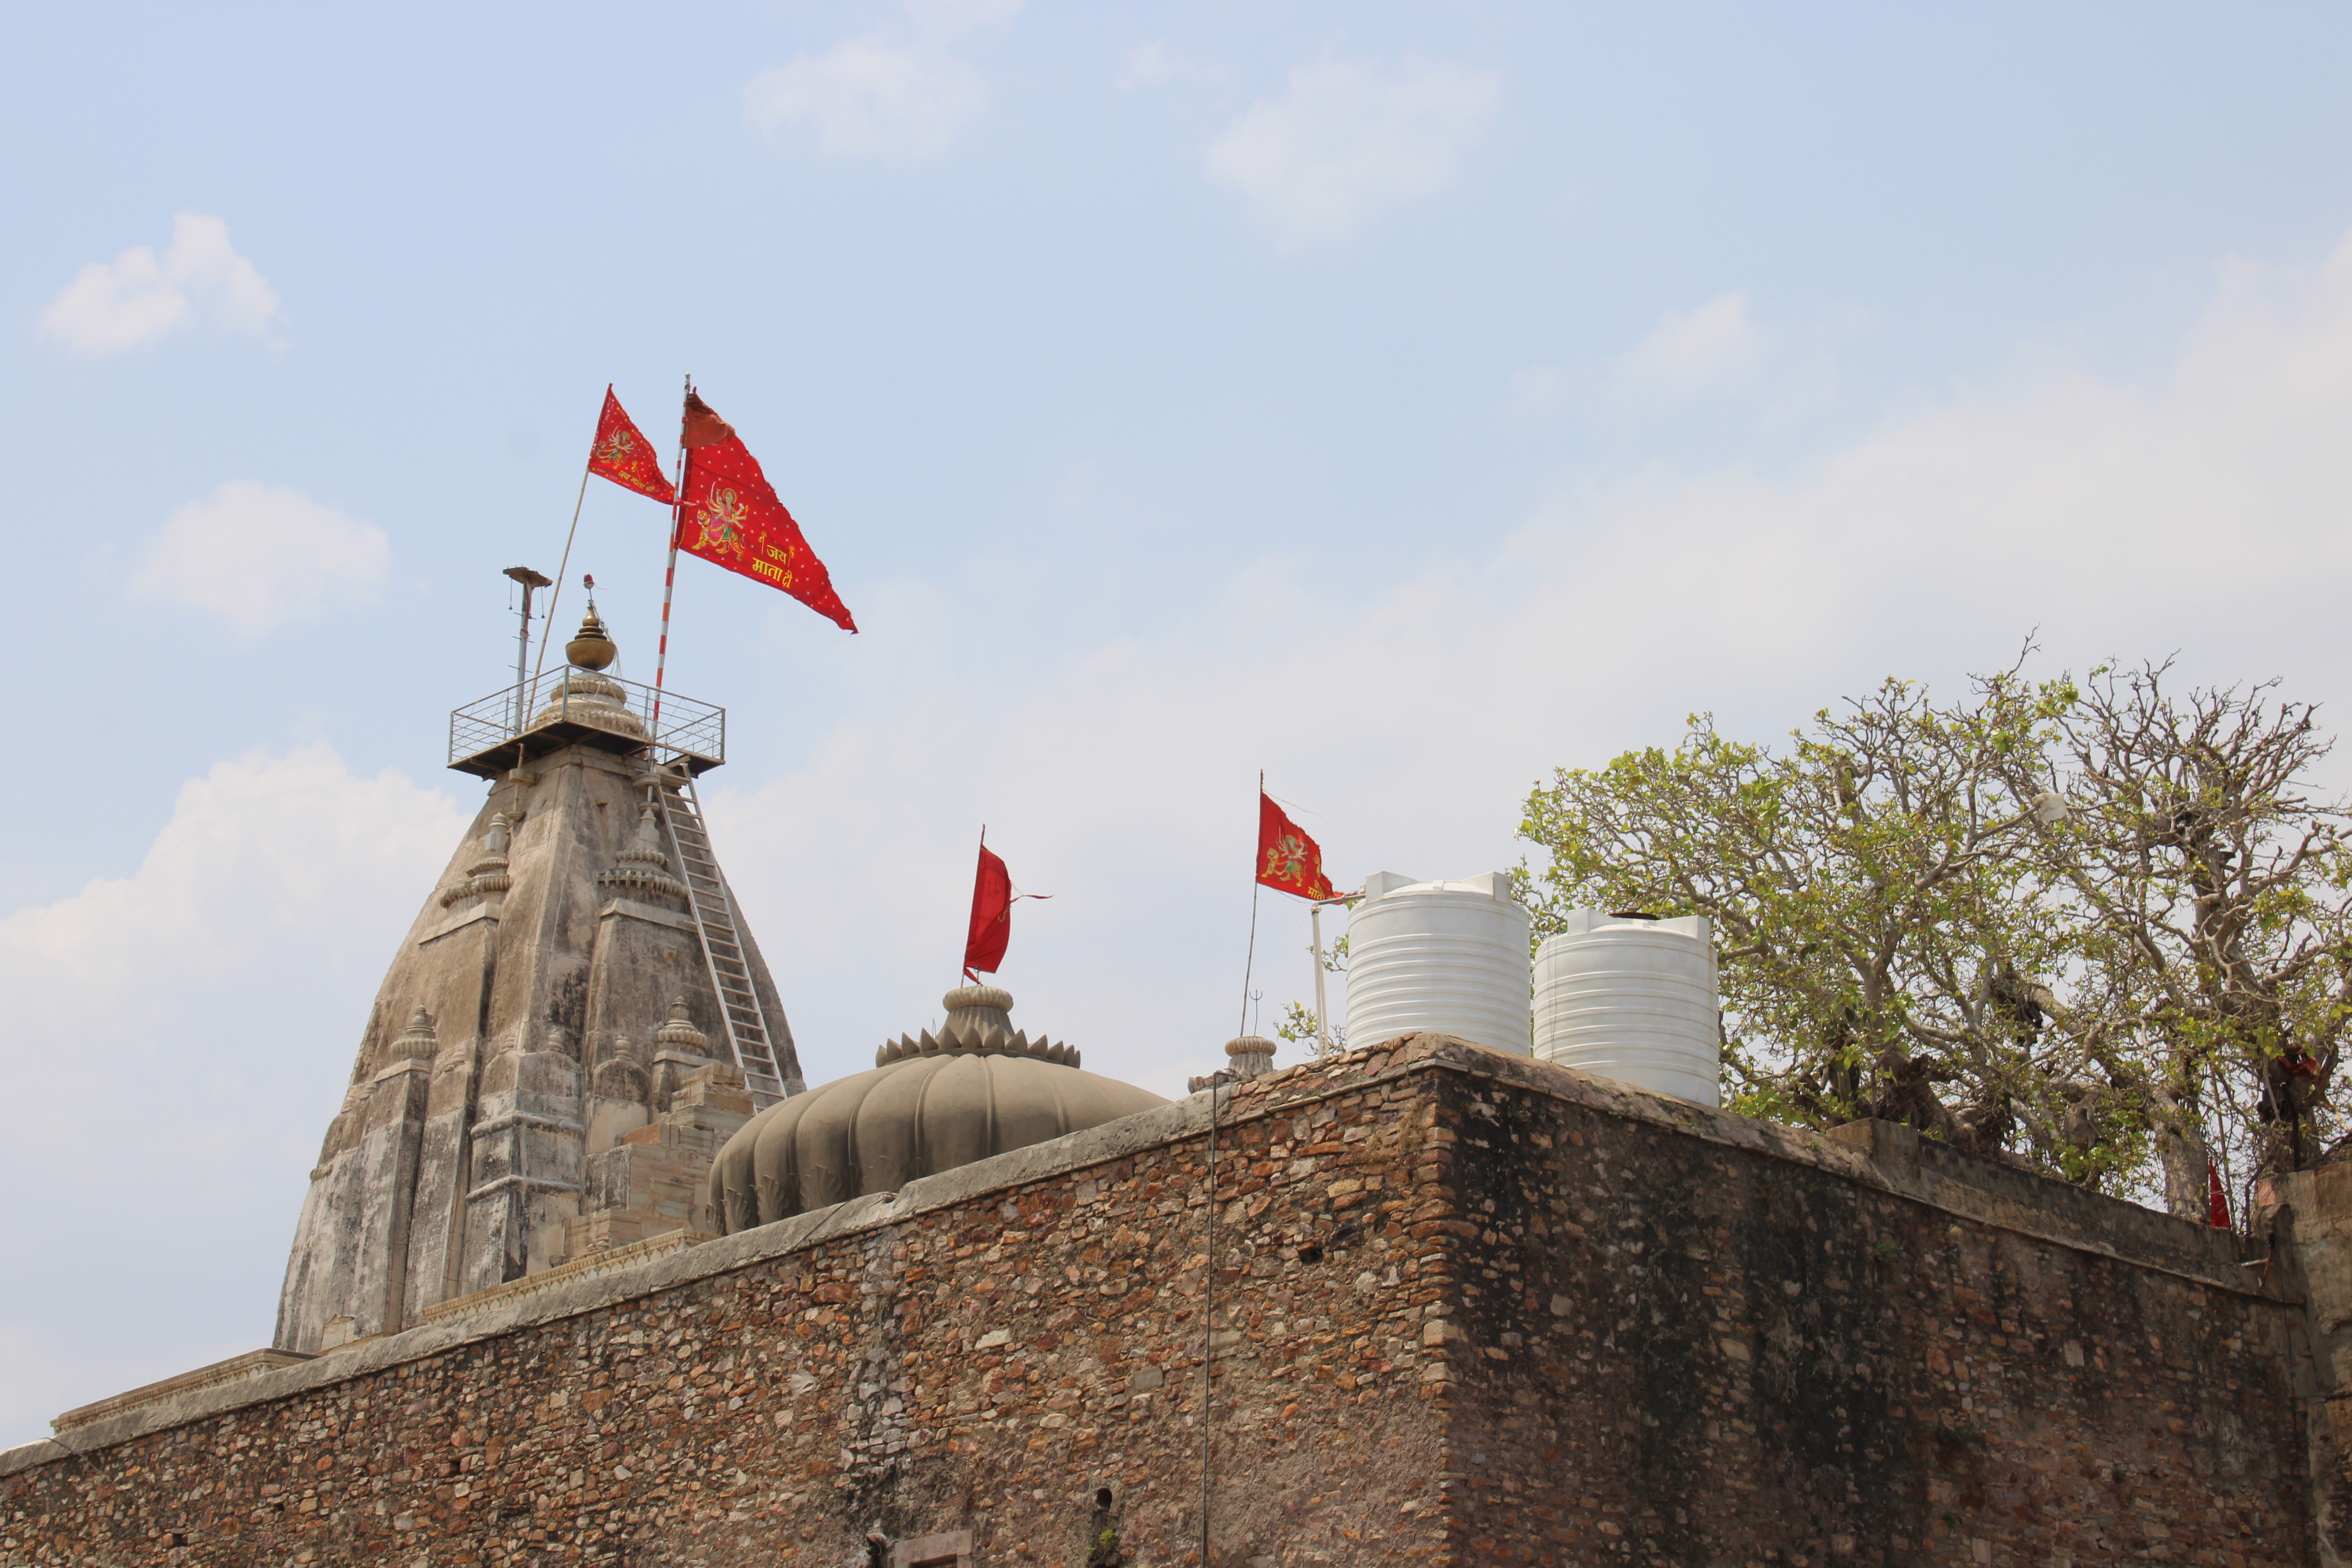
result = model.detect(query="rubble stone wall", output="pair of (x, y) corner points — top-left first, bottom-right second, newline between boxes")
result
(1420, 1053), (2313, 1565)
(2, 1040), (2322, 1566)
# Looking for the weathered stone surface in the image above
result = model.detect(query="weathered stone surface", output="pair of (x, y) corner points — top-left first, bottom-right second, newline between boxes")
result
(274, 740), (802, 1353)
(8, 1038), (2328, 1565)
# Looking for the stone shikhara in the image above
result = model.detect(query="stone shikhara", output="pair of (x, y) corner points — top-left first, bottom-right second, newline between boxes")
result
(5, 1033), (2337, 1564)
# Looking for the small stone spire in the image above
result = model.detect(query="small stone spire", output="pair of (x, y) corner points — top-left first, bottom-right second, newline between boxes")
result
(384, 1009), (438, 1066)
(654, 998), (711, 1058)
(1225, 1035), (1278, 1078)
(590, 1033), (651, 1102)
(596, 801), (687, 903)
(441, 814), (515, 908)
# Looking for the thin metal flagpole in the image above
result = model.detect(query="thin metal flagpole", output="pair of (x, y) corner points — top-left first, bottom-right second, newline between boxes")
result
(965, 825), (987, 986)
(1310, 901), (1333, 1056)
(529, 459), (594, 692)
(1238, 770), (1263, 1039)
(650, 374), (690, 740)
(1204, 768), (1278, 1556)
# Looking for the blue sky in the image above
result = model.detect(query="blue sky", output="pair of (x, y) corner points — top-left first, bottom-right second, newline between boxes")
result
(5, 0), (2352, 1444)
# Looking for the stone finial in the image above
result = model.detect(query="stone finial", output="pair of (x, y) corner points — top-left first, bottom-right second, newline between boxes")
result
(443, 813), (517, 908)
(654, 998), (711, 1058)
(1225, 1035), (1278, 1079)
(873, 985), (1082, 1069)
(944, 984), (1014, 1015)
(597, 804), (687, 903)
(387, 1009), (438, 1063)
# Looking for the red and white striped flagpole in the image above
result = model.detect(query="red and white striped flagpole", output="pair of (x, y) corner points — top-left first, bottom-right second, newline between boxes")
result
(650, 373), (690, 740)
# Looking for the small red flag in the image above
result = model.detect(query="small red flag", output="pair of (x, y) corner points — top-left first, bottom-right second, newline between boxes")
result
(587, 386), (675, 504)
(965, 843), (1014, 980)
(2207, 1159), (2232, 1229)
(682, 390), (735, 449)
(676, 393), (857, 633)
(962, 835), (1048, 981)
(1258, 791), (1336, 900)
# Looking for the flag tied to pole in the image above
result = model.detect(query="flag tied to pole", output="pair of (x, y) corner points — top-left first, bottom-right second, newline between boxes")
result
(1258, 791), (1336, 900)
(677, 391), (857, 632)
(2207, 1158), (2233, 1230)
(587, 386), (675, 504)
(963, 834), (1048, 982)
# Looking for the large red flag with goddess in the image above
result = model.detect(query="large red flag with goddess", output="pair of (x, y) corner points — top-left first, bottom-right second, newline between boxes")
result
(676, 392), (857, 632)
(1258, 792), (1337, 900)
(586, 386), (675, 503)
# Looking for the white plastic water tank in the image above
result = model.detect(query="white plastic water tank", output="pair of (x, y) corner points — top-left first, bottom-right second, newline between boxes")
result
(1344, 871), (1532, 1055)
(1533, 909), (1720, 1106)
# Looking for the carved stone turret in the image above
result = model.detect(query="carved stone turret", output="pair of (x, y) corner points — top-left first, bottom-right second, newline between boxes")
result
(595, 803), (686, 904)
(383, 1009), (440, 1067)
(1225, 1034), (1278, 1078)
(440, 815), (512, 908)
(590, 1034), (651, 1103)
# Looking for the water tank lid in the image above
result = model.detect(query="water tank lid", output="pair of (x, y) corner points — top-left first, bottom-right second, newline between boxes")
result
(1361, 870), (1519, 904)
(1547, 908), (1712, 942)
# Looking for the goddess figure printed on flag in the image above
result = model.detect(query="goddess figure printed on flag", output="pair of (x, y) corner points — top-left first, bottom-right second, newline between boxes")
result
(593, 428), (640, 466)
(696, 486), (748, 557)
(1263, 835), (1312, 885)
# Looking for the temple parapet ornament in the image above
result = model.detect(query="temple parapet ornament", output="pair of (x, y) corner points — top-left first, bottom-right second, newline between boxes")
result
(440, 814), (513, 909)
(873, 984), (1081, 1068)
(595, 803), (688, 904)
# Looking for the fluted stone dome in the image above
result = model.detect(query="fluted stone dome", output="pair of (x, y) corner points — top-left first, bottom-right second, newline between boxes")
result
(709, 986), (1166, 1233)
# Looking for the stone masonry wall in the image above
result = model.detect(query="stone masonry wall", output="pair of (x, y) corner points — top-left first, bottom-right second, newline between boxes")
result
(3, 1038), (2324, 1567)
(4, 1046), (1454, 1568)
(1417, 1051), (2313, 1565)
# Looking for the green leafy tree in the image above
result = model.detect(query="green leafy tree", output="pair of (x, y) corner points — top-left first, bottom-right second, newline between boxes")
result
(1276, 935), (1348, 1058)
(1520, 655), (2352, 1207)
(2007, 662), (2352, 1209)
(1520, 665), (2089, 1165)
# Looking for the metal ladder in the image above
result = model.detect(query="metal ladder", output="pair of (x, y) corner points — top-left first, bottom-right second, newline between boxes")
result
(652, 770), (791, 1109)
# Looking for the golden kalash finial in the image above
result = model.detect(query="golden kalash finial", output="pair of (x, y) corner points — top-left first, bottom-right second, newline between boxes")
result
(565, 574), (618, 670)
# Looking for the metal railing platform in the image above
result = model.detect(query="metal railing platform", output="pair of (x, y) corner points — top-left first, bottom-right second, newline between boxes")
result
(448, 671), (725, 779)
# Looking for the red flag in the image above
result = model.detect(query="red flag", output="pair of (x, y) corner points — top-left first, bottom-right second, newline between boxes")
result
(1258, 791), (1336, 900)
(962, 835), (1049, 981)
(676, 394), (857, 632)
(2207, 1159), (2232, 1229)
(587, 386), (675, 504)
(964, 842), (1015, 980)
(682, 390), (734, 448)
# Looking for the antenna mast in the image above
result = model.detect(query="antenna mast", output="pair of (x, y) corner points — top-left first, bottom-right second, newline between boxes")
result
(502, 565), (553, 730)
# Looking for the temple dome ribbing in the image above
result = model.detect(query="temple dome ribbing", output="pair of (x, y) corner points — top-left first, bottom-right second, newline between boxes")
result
(709, 987), (1166, 1232)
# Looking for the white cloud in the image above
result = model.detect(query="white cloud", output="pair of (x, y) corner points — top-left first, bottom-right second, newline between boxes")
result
(0, 746), (467, 1446)
(38, 214), (280, 354)
(745, 0), (1020, 164)
(1205, 55), (1502, 247)
(133, 482), (389, 639)
(1616, 290), (1768, 402)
